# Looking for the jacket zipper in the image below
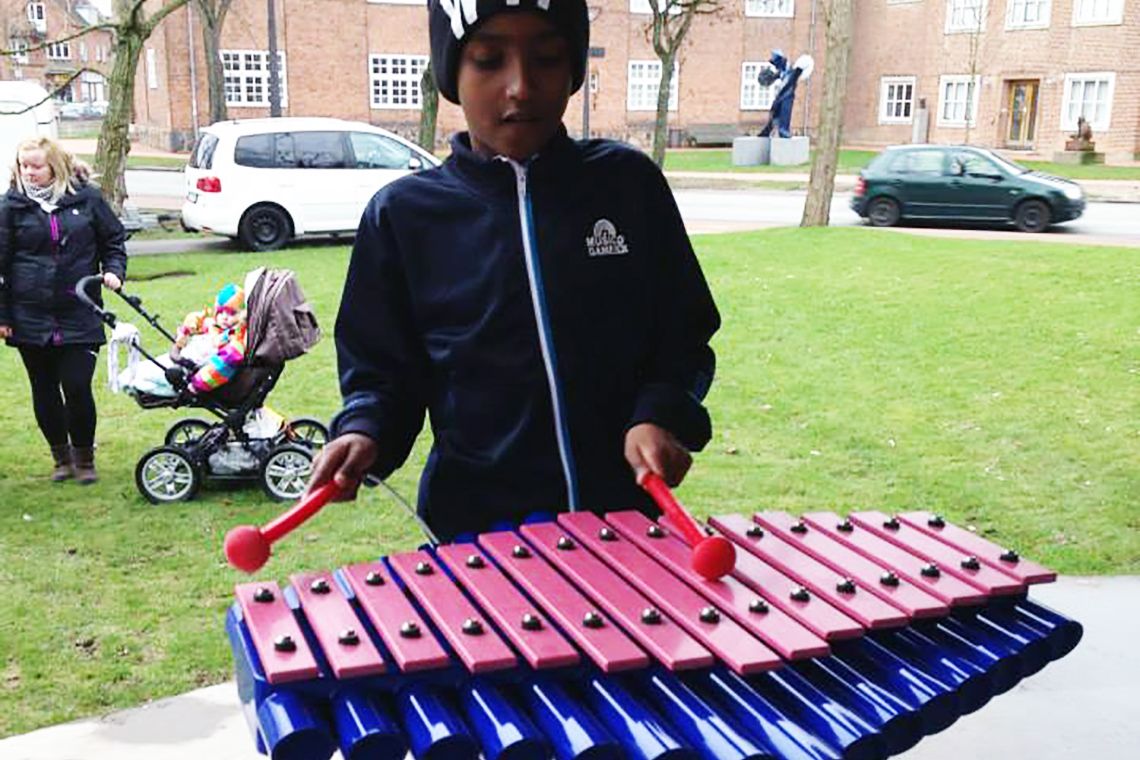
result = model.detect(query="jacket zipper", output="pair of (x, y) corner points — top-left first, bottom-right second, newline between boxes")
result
(49, 210), (63, 345)
(505, 159), (580, 510)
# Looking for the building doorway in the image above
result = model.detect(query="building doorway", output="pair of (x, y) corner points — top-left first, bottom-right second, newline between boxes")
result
(1005, 80), (1039, 149)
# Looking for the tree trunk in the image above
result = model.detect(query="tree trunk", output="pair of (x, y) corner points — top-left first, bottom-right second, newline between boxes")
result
(94, 31), (144, 214)
(199, 2), (231, 124)
(801, 0), (853, 228)
(418, 62), (438, 152)
(651, 51), (675, 168)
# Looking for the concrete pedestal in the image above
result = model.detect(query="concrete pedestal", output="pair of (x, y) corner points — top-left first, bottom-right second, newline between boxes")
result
(732, 136), (770, 166)
(770, 136), (810, 166)
(1051, 150), (1105, 165)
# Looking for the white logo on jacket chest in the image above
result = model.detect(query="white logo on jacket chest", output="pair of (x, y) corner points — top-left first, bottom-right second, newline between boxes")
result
(586, 218), (629, 257)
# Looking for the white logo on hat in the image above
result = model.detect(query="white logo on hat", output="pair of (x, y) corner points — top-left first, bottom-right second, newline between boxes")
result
(440, 0), (553, 40)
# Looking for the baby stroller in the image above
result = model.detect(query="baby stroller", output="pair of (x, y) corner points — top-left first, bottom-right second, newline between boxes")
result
(77, 269), (326, 504)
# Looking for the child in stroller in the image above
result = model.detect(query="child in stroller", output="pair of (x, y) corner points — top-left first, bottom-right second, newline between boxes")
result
(79, 267), (324, 504)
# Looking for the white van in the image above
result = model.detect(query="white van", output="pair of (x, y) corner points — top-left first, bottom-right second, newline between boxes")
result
(0, 81), (59, 176)
(182, 117), (441, 250)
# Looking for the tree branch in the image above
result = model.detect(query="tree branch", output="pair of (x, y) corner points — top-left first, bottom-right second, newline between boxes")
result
(0, 67), (109, 114)
(142, 0), (193, 37)
(1, 23), (119, 57)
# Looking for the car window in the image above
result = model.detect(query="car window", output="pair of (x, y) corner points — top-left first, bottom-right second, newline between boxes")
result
(956, 153), (1001, 177)
(189, 132), (219, 169)
(893, 150), (946, 175)
(349, 132), (415, 170)
(234, 134), (275, 168)
(274, 131), (349, 169)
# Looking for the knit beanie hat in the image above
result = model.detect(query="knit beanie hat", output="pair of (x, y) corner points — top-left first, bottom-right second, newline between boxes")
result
(215, 283), (245, 315)
(428, 0), (590, 105)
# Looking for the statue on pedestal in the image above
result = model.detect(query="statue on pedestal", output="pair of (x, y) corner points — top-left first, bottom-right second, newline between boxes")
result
(757, 50), (815, 139)
(1064, 116), (1095, 152)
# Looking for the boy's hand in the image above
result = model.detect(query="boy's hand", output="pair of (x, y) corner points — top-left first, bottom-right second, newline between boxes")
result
(306, 433), (379, 501)
(0, 325), (11, 339)
(625, 422), (692, 488)
(103, 272), (122, 291)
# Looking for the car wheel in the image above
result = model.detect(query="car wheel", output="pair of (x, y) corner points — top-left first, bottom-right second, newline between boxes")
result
(239, 204), (293, 251)
(1014, 199), (1051, 233)
(867, 197), (901, 227)
(136, 446), (202, 504)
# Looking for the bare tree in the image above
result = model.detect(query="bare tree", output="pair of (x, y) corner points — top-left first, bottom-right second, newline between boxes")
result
(193, 0), (234, 125)
(641, 0), (722, 168)
(800, 0), (852, 228)
(962, 0), (990, 145)
(418, 61), (438, 153)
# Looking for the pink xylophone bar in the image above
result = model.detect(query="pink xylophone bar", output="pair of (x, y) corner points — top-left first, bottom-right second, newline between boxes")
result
(226, 510), (1082, 760)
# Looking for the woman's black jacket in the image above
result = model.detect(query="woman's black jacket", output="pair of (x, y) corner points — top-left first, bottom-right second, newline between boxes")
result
(0, 183), (127, 346)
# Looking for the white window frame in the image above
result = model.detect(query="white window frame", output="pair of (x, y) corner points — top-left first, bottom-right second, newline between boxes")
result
(627, 60), (678, 112)
(26, 2), (46, 32)
(146, 48), (157, 89)
(937, 74), (980, 127)
(1005, 0), (1050, 29)
(1071, 0), (1123, 26)
(878, 76), (916, 124)
(1060, 72), (1115, 132)
(945, 0), (987, 33)
(8, 38), (29, 64)
(221, 50), (289, 108)
(744, 0), (795, 17)
(46, 41), (71, 60)
(740, 62), (776, 110)
(369, 54), (429, 110)
(630, 0), (682, 15)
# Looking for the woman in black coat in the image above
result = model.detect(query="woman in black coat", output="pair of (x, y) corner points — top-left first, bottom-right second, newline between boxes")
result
(0, 136), (127, 484)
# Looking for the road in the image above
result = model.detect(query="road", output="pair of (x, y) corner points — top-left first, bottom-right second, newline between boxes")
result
(124, 170), (1140, 254)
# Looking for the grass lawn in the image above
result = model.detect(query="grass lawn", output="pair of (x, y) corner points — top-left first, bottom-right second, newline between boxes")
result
(664, 148), (1140, 181)
(1, 227), (1137, 737)
(76, 153), (188, 171)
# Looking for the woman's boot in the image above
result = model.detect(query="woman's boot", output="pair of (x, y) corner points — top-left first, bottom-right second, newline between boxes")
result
(73, 446), (97, 485)
(50, 445), (73, 482)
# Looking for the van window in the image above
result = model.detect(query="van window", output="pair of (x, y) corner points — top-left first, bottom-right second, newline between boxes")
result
(189, 132), (220, 169)
(349, 132), (414, 170)
(274, 131), (348, 169)
(234, 134), (275, 168)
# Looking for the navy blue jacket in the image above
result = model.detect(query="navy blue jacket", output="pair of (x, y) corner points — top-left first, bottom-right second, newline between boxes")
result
(332, 130), (720, 539)
(0, 183), (127, 346)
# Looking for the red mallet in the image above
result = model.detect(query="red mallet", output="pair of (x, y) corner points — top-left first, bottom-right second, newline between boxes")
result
(639, 472), (736, 580)
(224, 481), (341, 573)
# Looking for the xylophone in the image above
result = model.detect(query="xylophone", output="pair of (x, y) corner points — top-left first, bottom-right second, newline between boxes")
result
(225, 509), (1082, 760)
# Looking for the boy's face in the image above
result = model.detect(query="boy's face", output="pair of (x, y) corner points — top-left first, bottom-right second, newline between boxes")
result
(457, 12), (574, 162)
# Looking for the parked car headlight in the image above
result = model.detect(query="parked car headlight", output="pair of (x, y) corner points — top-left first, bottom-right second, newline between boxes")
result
(1062, 185), (1083, 201)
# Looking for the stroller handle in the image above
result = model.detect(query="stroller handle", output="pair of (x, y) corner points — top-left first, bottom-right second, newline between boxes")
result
(75, 275), (116, 328)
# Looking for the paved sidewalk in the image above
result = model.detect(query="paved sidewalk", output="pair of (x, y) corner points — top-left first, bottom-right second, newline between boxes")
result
(2, 576), (1135, 760)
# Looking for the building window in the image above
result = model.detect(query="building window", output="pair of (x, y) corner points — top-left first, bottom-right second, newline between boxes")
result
(370, 54), (428, 109)
(46, 41), (71, 60)
(1006, 0), (1050, 28)
(745, 0), (795, 17)
(222, 50), (288, 107)
(740, 62), (776, 110)
(629, 0), (682, 15)
(627, 60), (678, 112)
(146, 48), (157, 89)
(945, 0), (986, 33)
(1071, 0), (1123, 26)
(8, 38), (29, 64)
(937, 75), (980, 127)
(1061, 72), (1114, 131)
(79, 41), (88, 62)
(26, 2), (46, 32)
(879, 76), (916, 124)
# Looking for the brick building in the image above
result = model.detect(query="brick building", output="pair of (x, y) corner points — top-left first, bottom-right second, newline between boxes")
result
(2, 0), (113, 103)
(135, 0), (1138, 160)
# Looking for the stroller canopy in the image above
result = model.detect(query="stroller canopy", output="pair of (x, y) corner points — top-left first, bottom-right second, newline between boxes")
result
(242, 268), (321, 366)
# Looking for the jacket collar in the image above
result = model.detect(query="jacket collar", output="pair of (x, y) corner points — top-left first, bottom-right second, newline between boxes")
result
(447, 126), (579, 191)
(5, 183), (90, 207)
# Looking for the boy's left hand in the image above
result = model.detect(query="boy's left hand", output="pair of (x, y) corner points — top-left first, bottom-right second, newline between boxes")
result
(625, 422), (692, 488)
(103, 272), (122, 290)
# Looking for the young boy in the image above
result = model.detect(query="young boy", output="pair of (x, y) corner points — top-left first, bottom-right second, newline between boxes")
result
(307, 0), (720, 540)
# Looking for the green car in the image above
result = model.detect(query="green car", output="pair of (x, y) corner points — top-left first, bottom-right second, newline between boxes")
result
(851, 145), (1085, 233)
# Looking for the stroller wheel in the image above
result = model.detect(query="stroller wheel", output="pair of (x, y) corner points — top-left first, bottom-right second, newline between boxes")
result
(136, 446), (202, 504)
(282, 417), (329, 449)
(165, 418), (213, 447)
(260, 444), (314, 502)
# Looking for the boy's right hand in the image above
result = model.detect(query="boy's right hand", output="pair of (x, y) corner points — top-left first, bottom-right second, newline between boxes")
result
(306, 433), (379, 502)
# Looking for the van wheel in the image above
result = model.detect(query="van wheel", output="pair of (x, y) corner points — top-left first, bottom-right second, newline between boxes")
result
(1014, 200), (1050, 233)
(239, 205), (292, 251)
(867, 197), (901, 227)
